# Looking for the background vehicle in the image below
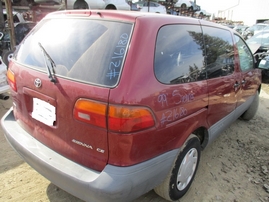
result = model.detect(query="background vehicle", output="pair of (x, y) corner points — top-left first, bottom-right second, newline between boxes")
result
(189, 0), (200, 11)
(132, 1), (166, 13)
(0, 22), (36, 66)
(195, 9), (210, 18)
(103, 0), (130, 10)
(0, 56), (9, 97)
(174, 0), (191, 10)
(242, 23), (269, 39)
(233, 25), (249, 35)
(247, 31), (269, 83)
(254, 25), (269, 35)
(66, 0), (130, 10)
(66, 0), (104, 9)
(3, 9), (27, 27)
(130, 1), (141, 11)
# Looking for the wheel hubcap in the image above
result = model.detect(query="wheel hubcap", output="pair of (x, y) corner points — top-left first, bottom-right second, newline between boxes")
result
(177, 148), (198, 191)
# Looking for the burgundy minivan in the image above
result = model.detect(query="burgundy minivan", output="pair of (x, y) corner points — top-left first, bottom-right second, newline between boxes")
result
(2, 10), (262, 201)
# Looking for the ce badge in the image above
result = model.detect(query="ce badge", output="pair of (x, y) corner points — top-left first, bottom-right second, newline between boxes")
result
(34, 78), (42, 88)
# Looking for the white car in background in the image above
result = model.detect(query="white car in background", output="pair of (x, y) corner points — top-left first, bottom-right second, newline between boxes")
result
(66, 0), (130, 10)
(174, 0), (192, 10)
(132, 1), (166, 14)
(34, 0), (130, 10)
(3, 9), (27, 27)
(195, 9), (211, 18)
(0, 57), (10, 96)
(103, 0), (130, 10)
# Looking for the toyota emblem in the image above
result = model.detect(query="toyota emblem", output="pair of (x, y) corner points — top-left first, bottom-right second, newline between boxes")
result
(34, 78), (42, 88)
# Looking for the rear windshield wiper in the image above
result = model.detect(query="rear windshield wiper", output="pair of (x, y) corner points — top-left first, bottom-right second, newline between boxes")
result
(38, 42), (57, 83)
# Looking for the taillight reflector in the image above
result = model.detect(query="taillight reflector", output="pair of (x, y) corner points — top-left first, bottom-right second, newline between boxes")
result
(7, 68), (16, 92)
(73, 99), (107, 128)
(108, 105), (155, 133)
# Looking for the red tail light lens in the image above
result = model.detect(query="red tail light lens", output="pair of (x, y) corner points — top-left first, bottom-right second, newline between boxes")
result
(108, 105), (155, 133)
(73, 99), (107, 128)
(7, 68), (16, 92)
(74, 99), (155, 133)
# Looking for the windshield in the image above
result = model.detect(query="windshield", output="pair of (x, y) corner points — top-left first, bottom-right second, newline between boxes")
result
(15, 18), (132, 87)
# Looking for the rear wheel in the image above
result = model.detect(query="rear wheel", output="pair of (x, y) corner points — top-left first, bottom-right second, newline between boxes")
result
(154, 135), (201, 201)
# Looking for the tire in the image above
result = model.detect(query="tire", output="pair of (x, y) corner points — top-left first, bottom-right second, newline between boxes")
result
(241, 91), (259, 121)
(105, 5), (116, 10)
(2, 50), (13, 68)
(154, 134), (201, 201)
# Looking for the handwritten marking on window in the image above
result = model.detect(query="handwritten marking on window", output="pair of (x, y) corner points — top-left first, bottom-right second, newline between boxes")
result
(106, 33), (129, 80)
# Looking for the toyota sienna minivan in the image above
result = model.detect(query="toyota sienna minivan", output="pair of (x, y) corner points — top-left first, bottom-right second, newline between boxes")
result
(1, 10), (262, 202)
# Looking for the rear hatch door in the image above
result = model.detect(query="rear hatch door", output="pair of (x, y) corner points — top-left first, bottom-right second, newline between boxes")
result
(10, 15), (132, 171)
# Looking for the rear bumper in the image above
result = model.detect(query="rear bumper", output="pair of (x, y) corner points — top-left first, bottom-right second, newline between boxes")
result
(1, 107), (178, 202)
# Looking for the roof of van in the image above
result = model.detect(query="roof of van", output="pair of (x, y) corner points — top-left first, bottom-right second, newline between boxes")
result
(45, 10), (233, 31)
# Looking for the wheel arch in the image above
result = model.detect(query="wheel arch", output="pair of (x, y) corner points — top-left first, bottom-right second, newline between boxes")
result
(177, 126), (209, 154)
(192, 127), (209, 150)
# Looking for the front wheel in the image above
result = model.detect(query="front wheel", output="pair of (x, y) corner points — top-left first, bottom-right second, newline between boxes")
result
(154, 135), (201, 201)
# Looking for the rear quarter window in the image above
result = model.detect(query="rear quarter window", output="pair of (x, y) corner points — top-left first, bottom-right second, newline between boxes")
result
(154, 24), (206, 84)
(14, 18), (132, 87)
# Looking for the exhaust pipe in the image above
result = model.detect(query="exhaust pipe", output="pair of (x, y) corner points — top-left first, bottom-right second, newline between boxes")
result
(0, 94), (9, 100)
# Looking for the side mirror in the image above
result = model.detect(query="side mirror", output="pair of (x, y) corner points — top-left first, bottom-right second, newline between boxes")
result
(259, 55), (269, 70)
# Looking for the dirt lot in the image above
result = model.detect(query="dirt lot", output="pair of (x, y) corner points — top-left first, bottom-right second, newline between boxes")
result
(0, 85), (269, 202)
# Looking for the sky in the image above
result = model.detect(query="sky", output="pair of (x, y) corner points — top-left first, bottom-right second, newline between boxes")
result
(196, 0), (239, 15)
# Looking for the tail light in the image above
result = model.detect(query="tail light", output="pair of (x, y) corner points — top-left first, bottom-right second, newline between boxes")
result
(74, 99), (155, 133)
(108, 105), (155, 133)
(7, 68), (17, 92)
(73, 99), (107, 128)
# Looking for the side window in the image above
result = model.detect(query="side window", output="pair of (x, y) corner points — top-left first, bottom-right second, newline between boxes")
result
(154, 24), (205, 84)
(234, 35), (254, 71)
(202, 26), (235, 79)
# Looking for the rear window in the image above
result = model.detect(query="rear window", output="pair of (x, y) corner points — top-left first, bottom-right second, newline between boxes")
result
(15, 18), (132, 87)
